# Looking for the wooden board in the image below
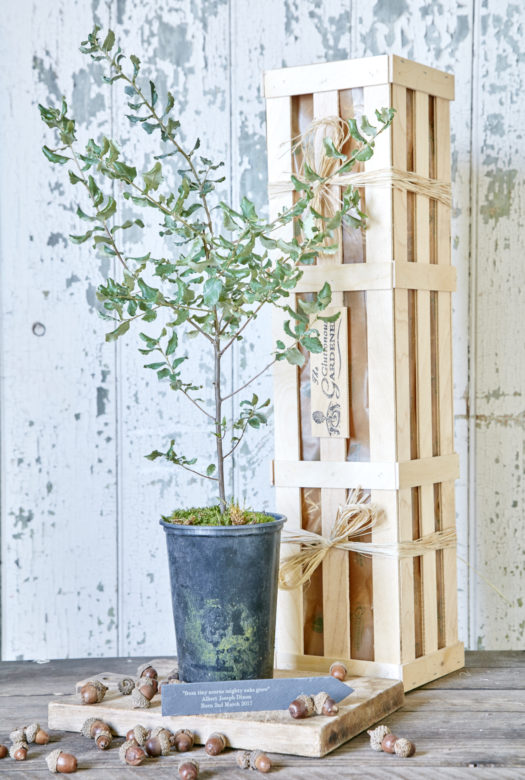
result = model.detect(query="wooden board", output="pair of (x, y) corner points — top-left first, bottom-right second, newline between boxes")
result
(48, 660), (404, 758)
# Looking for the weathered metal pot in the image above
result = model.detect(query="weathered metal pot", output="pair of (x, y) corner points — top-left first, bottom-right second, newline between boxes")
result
(160, 513), (286, 682)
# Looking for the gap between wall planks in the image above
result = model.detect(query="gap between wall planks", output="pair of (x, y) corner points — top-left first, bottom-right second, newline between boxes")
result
(266, 95), (304, 660)
(313, 89), (351, 659)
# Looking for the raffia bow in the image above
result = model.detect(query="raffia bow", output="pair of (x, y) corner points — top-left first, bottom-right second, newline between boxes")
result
(269, 116), (452, 216)
(279, 489), (457, 590)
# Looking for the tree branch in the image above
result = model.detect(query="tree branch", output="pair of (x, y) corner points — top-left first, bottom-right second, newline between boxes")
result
(69, 146), (130, 273)
(221, 359), (276, 402)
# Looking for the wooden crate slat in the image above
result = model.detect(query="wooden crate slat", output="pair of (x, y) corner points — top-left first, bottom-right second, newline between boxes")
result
(414, 90), (439, 656)
(264, 55), (454, 101)
(293, 262), (455, 293)
(435, 96), (458, 647)
(272, 453), (459, 489)
(264, 56), (391, 98)
(279, 639), (464, 691)
(313, 90), (350, 658)
(391, 83), (416, 664)
(363, 83), (401, 665)
(390, 55), (455, 101)
(394, 262), (456, 292)
(267, 96), (304, 658)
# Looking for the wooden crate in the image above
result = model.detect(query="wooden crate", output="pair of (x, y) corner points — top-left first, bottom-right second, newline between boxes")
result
(264, 54), (464, 691)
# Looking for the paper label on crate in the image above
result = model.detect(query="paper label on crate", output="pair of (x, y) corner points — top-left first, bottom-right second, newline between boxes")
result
(310, 306), (350, 439)
(161, 676), (352, 716)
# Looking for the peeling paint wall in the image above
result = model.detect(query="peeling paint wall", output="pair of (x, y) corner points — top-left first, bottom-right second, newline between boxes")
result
(0, 0), (523, 659)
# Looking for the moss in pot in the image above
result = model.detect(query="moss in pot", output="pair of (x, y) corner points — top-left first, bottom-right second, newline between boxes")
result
(39, 25), (393, 680)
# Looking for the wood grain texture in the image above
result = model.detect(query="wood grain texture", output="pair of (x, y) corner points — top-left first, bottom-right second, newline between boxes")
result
(0, 0), (521, 660)
(0, 652), (523, 776)
(49, 662), (404, 758)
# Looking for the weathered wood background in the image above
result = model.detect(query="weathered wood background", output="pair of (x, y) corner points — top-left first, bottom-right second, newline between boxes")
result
(0, 0), (523, 660)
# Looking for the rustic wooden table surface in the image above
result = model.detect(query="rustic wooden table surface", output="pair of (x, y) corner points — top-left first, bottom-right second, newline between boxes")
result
(0, 651), (522, 778)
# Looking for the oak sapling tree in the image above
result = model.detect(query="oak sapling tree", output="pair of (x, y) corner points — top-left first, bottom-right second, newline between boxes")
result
(39, 26), (394, 520)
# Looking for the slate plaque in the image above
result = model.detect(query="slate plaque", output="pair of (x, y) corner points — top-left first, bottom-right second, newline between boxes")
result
(161, 676), (353, 716)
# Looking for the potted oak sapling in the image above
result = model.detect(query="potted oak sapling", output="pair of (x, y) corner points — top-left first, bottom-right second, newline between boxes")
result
(39, 26), (394, 682)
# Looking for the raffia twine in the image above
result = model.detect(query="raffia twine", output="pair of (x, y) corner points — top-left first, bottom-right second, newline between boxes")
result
(279, 489), (511, 605)
(269, 115), (452, 214)
(279, 489), (456, 590)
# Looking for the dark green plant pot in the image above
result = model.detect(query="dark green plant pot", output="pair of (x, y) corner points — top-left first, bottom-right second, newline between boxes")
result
(160, 513), (286, 682)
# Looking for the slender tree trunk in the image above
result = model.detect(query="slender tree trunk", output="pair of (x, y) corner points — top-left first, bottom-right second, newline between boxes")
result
(214, 340), (226, 512)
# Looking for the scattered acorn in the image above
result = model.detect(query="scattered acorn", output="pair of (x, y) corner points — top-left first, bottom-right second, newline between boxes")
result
(81, 717), (112, 750)
(145, 727), (172, 757)
(119, 739), (146, 766)
(9, 742), (28, 760)
(9, 728), (26, 744)
(381, 733), (398, 753)
(12, 723), (49, 745)
(179, 759), (199, 779)
(132, 677), (157, 709)
(46, 749), (77, 773)
(394, 737), (416, 758)
(0, 745), (7, 759)
(173, 728), (194, 752)
(118, 677), (135, 695)
(329, 661), (348, 681)
(137, 662), (158, 680)
(205, 732), (227, 756)
(367, 725), (391, 751)
(288, 694), (315, 719)
(126, 724), (149, 746)
(313, 691), (339, 716)
(236, 749), (272, 773)
(79, 679), (107, 705)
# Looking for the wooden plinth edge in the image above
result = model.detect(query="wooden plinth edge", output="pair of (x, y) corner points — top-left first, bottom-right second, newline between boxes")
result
(277, 641), (465, 692)
(47, 664), (404, 758)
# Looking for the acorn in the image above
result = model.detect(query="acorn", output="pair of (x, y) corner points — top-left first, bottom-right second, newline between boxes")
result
(313, 691), (339, 716)
(173, 728), (194, 752)
(250, 750), (272, 773)
(11, 723), (49, 745)
(394, 737), (416, 758)
(381, 733), (398, 754)
(46, 749), (78, 773)
(236, 751), (251, 769)
(288, 694), (315, 719)
(126, 725), (149, 745)
(9, 728), (26, 744)
(205, 732), (227, 755)
(145, 727), (172, 757)
(9, 742), (28, 760)
(137, 662), (158, 680)
(118, 677), (135, 695)
(79, 679), (107, 704)
(367, 724), (391, 751)
(119, 739), (146, 766)
(179, 759), (199, 779)
(0, 745), (7, 758)
(131, 677), (156, 709)
(329, 661), (348, 681)
(81, 717), (112, 749)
